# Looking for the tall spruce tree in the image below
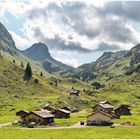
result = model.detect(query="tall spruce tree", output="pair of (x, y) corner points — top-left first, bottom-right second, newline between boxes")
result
(24, 62), (32, 80)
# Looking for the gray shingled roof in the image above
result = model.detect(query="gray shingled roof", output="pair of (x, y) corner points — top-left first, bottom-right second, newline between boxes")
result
(99, 101), (109, 104)
(59, 109), (71, 114)
(99, 103), (114, 109)
(32, 111), (54, 118)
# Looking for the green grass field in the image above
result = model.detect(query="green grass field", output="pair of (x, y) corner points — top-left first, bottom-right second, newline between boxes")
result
(1, 126), (140, 139)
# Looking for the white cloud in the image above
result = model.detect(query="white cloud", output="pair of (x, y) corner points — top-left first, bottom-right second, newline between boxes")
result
(1, 0), (140, 53)
(55, 57), (80, 67)
(9, 31), (31, 50)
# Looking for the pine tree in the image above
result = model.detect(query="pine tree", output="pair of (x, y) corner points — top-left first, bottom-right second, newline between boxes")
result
(24, 62), (32, 80)
(40, 72), (43, 77)
(13, 59), (15, 63)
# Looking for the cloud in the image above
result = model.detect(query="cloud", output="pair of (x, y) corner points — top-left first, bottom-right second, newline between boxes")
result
(33, 27), (92, 53)
(100, 16), (138, 44)
(95, 42), (121, 51)
(9, 31), (31, 50)
(27, 1), (101, 39)
(1, 0), (140, 54)
(102, 1), (140, 22)
(55, 57), (80, 68)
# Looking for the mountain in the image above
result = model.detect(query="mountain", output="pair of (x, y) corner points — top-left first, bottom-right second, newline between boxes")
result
(22, 42), (72, 74)
(0, 22), (18, 55)
(63, 50), (128, 81)
(65, 43), (140, 85)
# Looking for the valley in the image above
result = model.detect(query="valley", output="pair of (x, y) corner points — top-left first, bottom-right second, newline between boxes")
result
(1, 20), (140, 139)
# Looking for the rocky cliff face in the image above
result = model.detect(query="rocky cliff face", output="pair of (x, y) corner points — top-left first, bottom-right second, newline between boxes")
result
(22, 42), (51, 61)
(0, 22), (18, 55)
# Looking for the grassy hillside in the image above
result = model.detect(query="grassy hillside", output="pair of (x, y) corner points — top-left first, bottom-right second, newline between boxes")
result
(0, 52), (94, 123)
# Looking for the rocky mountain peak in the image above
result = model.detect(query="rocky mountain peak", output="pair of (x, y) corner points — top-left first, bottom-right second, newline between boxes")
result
(22, 42), (51, 61)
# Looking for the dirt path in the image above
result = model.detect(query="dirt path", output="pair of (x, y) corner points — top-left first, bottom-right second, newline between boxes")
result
(19, 122), (88, 130)
(0, 122), (12, 127)
(0, 120), (87, 129)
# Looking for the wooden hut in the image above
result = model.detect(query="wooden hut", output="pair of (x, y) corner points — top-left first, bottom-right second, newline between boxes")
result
(115, 104), (131, 116)
(16, 110), (29, 117)
(53, 109), (70, 118)
(87, 111), (113, 126)
(43, 105), (57, 113)
(93, 103), (114, 113)
(61, 106), (79, 113)
(69, 90), (80, 96)
(21, 111), (54, 125)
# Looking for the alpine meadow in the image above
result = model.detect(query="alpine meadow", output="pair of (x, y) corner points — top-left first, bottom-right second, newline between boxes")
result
(1, 0), (140, 139)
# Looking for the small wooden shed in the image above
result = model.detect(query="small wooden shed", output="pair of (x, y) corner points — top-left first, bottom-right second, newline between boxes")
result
(21, 111), (54, 125)
(87, 111), (113, 126)
(69, 90), (80, 96)
(115, 104), (131, 116)
(53, 109), (70, 118)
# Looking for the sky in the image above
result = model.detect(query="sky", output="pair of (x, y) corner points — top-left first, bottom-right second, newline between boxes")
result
(1, 0), (140, 67)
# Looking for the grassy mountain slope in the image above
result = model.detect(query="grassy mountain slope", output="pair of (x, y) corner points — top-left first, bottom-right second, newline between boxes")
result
(63, 50), (128, 81)
(0, 52), (94, 123)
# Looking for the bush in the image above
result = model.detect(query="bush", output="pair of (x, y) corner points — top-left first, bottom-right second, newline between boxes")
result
(91, 82), (105, 89)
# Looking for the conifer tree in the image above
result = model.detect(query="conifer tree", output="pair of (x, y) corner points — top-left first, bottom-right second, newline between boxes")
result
(40, 72), (43, 77)
(24, 62), (32, 80)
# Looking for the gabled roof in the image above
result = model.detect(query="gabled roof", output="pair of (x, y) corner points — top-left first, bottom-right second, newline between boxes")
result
(43, 105), (56, 110)
(39, 109), (52, 113)
(16, 110), (29, 114)
(58, 109), (71, 114)
(31, 111), (54, 118)
(87, 110), (112, 118)
(61, 106), (72, 111)
(115, 105), (130, 111)
(99, 101), (110, 104)
(99, 103), (114, 109)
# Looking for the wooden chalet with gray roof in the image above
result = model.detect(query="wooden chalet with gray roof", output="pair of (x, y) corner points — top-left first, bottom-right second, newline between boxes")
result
(53, 109), (70, 118)
(87, 110), (113, 126)
(21, 110), (54, 125)
(92, 101), (114, 113)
